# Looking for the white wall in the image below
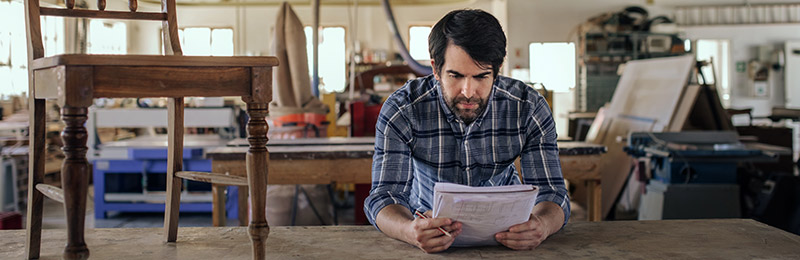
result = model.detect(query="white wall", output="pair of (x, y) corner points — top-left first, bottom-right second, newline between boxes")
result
(129, 1), (497, 56)
(683, 24), (800, 116)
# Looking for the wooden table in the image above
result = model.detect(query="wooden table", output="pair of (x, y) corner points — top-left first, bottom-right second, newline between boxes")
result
(2, 219), (798, 259)
(208, 138), (606, 225)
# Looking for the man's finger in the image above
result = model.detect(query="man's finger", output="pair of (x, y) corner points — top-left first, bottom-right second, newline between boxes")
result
(508, 220), (537, 233)
(496, 230), (535, 241)
(442, 221), (462, 233)
(420, 217), (452, 230)
(497, 237), (538, 250)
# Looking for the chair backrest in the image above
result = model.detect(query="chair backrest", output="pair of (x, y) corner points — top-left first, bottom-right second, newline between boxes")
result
(24, 0), (183, 61)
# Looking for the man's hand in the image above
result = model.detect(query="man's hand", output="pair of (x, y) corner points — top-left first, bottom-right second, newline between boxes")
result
(405, 211), (462, 253)
(494, 214), (550, 250)
(375, 205), (462, 253)
(494, 201), (564, 250)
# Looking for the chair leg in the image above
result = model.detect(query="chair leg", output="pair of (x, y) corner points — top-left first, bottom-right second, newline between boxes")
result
(245, 102), (269, 260)
(164, 98), (184, 242)
(60, 106), (90, 260)
(25, 99), (46, 259)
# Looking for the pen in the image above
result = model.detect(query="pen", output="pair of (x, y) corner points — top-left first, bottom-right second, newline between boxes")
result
(414, 210), (452, 237)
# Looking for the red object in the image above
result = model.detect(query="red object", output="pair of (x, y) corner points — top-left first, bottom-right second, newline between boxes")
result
(350, 101), (382, 137)
(354, 184), (371, 225)
(0, 212), (23, 230)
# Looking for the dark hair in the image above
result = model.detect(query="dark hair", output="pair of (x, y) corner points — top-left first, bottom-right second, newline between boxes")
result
(428, 9), (506, 77)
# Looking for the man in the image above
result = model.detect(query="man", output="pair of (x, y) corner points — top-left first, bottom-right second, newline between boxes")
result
(364, 9), (569, 253)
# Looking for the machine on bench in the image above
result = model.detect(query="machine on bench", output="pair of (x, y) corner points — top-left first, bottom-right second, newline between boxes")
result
(624, 131), (782, 220)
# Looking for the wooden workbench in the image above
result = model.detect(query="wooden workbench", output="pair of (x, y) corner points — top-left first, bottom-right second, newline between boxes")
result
(207, 139), (606, 225)
(2, 219), (798, 259)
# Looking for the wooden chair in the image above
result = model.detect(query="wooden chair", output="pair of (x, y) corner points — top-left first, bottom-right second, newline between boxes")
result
(23, 0), (276, 259)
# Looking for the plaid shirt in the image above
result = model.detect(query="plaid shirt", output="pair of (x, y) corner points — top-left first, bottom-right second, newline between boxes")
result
(365, 74), (570, 229)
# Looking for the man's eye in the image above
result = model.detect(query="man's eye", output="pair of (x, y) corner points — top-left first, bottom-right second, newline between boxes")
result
(449, 74), (463, 78)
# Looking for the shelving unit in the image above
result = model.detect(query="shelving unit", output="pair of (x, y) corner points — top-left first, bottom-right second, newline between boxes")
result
(578, 32), (686, 112)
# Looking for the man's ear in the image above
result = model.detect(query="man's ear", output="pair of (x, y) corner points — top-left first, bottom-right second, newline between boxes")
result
(430, 59), (440, 81)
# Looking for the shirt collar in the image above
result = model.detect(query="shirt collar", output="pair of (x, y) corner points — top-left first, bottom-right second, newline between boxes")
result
(433, 76), (497, 127)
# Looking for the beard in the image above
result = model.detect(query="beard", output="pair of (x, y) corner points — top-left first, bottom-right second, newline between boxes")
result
(445, 95), (488, 125)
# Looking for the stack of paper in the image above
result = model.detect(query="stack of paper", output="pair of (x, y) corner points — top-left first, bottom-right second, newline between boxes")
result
(432, 183), (538, 246)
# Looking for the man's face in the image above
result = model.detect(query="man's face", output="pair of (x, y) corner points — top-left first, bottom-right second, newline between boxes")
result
(432, 44), (494, 125)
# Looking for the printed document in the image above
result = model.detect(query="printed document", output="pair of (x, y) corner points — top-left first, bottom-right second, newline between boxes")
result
(432, 182), (538, 246)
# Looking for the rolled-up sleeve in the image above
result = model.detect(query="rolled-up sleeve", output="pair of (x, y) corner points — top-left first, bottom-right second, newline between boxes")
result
(519, 94), (571, 229)
(364, 98), (416, 229)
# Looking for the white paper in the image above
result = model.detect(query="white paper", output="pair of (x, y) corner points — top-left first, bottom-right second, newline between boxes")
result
(432, 183), (538, 247)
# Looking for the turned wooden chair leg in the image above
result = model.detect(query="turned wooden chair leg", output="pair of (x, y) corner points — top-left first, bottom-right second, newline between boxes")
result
(60, 106), (90, 260)
(25, 99), (46, 259)
(245, 102), (269, 260)
(164, 98), (184, 242)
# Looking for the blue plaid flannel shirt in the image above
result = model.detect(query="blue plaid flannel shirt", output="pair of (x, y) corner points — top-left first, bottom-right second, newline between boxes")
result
(364, 74), (570, 229)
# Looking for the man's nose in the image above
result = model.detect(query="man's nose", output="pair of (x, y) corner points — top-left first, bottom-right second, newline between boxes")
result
(460, 79), (475, 98)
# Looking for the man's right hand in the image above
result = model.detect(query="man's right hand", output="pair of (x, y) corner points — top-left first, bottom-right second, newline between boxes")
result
(404, 211), (462, 253)
(375, 205), (462, 253)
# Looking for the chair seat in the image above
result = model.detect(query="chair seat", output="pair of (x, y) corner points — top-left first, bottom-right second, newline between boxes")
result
(32, 54), (278, 99)
(31, 54), (279, 70)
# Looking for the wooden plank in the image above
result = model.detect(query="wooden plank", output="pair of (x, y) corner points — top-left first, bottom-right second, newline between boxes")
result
(596, 116), (657, 219)
(585, 180), (602, 221)
(35, 184), (64, 203)
(24, 100), (46, 259)
(212, 158), (372, 184)
(176, 171), (247, 186)
(31, 55), (278, 69)
(211, 184), (226, 227)
(33, 66), (63, 100)
(163, 98), (183, 243)
(161, 0), (182, 55)
(668, 84), (701, 131)
(61, 66), (94, 108)
(39, 7), (166, 20)
(249, 67), (273, 103)
(559, 154), (602, 181)
(2, 220), (799, 259)
(93, 66), (250, 98)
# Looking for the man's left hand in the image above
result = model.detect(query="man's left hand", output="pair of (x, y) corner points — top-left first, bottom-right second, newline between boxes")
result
(494, 214), (550, 250)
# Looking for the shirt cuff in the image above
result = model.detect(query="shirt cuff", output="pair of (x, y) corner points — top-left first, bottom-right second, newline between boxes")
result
(364, 191), (412, 231)
(535, 187), (571, 230)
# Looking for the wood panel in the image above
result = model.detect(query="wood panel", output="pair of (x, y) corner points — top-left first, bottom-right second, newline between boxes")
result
(93, 66), (251, 98)
(3, 219), (799, 259)
(32, 66), (64, 100)
(212, 158), (373, 185)
(31, 55), (279, 69)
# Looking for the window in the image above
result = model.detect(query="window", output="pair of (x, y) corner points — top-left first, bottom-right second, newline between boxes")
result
(695, 39), (730, 107)
(305, 26), (346, 93)
(163, 27), (234, 56)
(88, 20), (126, 54)
(409, 26), (431, 61)
(529, 42), (576, 92)
(0, 0), (64, 97)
